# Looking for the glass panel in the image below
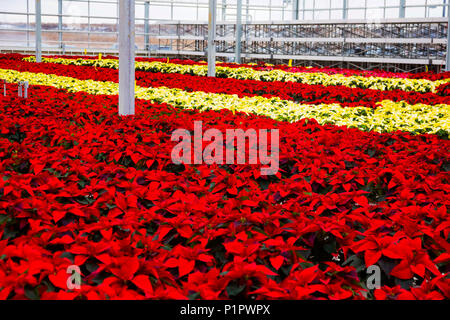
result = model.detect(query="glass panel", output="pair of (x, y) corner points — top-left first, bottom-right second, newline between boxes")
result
(149, 5), (171, 20)
(331, 0), (344, 9)
(2, 0), (28, 13)
(348, 9), (365, 18)
(42, 0), (58, 15)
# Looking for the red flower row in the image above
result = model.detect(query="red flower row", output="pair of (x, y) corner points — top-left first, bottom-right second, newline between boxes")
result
(0, 83), (448, 300)
(52, 54), (450, 80)
(1, 56), (449, 108)
(2, 53), (449, 81)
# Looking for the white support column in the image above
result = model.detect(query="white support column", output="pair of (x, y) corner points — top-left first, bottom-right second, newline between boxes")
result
(343, 0), (348, 20)
(246, 0), (249, 21)
(58, 0), (63, 49)
(222, 0), (227, 21)
(35, 0), (42, 62)
(144, 1), (150, 51)
(208, 0), (217, 77)
(18, 82), (23, 98)
(446, 2), (450, 71)
(119, 0), (135, 116)
(400, 0), (406, 18)
(292, 0), (299, 20)
(27, 0), (30, 47)
(24, 81), (29, 99)
(235, 0), (242, 64)
(245, 0), (249, 45)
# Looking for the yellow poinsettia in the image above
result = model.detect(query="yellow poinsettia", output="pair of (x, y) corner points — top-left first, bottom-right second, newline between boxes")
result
(23, 56), (450, 94)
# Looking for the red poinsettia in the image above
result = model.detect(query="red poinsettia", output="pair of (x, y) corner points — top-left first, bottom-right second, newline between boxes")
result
(0, 61), (448, 300)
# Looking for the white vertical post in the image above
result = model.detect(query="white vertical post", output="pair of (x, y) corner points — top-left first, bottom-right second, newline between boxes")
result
(222, 0), (227, 21)
(292, 0), (298, 20)
(446, 1), (450, 70)
(24, 81), (29, 99)
(235, 0), (242, 64)
(245, 0), (249, 45)
(343, 0), (348, 19)
(144, 1), (150, 51)
(35, 0), (42, 62)
(208, 0), (217, 77)
(302, 0), (306, 19)
(246, 0), (249, 20)
(400, 0), (406, 18)
(18, 82), (23, 98)
(119, 0), (135, 116)
(58, 0), (63, 49)
(292, 0), (299, 20)
(27, 0), (30, 47)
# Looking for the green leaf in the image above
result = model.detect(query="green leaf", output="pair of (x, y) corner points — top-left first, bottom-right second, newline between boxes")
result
(24, 286), (40, 300)
(226, 281), (246, 298)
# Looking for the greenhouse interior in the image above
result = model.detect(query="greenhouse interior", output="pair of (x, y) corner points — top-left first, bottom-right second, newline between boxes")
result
(1, 0), (450, 71)
(0, 0), (449, 304)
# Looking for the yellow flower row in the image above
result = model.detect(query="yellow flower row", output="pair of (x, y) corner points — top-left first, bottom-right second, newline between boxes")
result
(1, 68), (448, 137)
(23, 56), (450, 94)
